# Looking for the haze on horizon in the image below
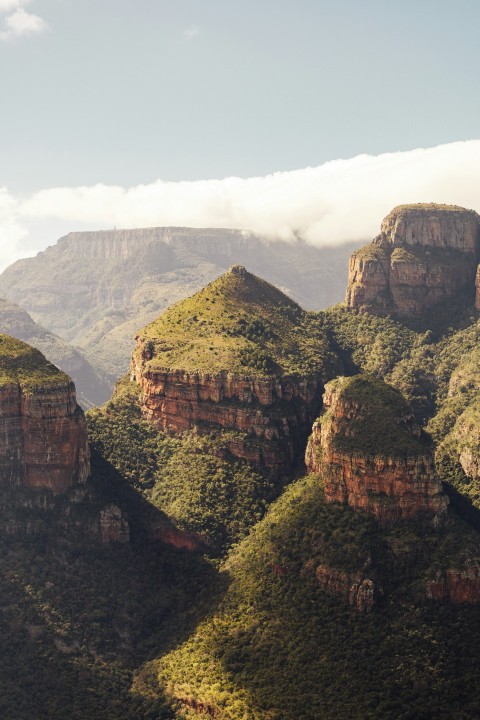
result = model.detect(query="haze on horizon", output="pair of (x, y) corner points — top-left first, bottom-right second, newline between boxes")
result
(1, 1), (479, 270)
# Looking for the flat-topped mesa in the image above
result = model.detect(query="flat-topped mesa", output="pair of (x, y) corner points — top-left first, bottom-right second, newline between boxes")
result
(130, 267), (341, 474)
(305, 375), (448, 524)
(346, 204), (480, 318)
(0, 335), (90, 494)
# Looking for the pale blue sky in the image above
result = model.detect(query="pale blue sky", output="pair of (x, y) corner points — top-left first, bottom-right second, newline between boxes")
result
(2, 0), (480, 193)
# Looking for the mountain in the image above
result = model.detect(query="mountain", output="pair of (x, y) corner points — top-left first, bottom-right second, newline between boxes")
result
(0, 297), (112, 409)
(89, 266), (341, 551)
(346, 204), (480, 318)
(0, 227), (360, 383)
(2, 204), (480, 718)
(130, 265), (341, 475)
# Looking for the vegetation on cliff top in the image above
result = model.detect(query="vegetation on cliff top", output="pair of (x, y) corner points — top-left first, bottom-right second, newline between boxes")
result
(384, 203), (478, 219)
(136, 266), (340, 377)
(0, 334), (70, 391)
(321, 374), (430, 457)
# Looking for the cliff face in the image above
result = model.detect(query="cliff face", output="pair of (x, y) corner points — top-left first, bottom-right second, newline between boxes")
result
(0, 336), (90, 494)
(425, 562), (480, 603)
(306, 376), (448, 524)
(131, 358), (322, 472)
(346, 204), (480, 317)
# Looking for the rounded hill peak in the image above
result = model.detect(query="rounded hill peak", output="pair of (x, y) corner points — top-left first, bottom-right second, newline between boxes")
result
(0, 334), (69, 390)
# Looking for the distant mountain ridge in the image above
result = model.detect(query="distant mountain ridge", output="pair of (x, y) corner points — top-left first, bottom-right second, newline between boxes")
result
(0, 227), (361, 384)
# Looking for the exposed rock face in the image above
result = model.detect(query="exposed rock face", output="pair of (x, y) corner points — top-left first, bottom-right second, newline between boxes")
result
(0, 338), (90, 494)
(475, 265), (480, 311)
(316, 564), (379, 612)
(99, 504), (130, 543)
(346, 204), (480, 317)
(426, 561), (480, 603)
(306, 376), (448, 524)
(131, 358), (322, 473)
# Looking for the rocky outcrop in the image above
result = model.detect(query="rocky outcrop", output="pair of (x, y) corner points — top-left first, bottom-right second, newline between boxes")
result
(131, 360), (322, 473)
(99, 503), (130, 543)
(306, 376), (448, 524)
(0, 338), (90, 494)
(426, 561), (480, 603)
(476, 265), (480, 311)
(315, 564), (379, 612)
(346, 204), (480, 318)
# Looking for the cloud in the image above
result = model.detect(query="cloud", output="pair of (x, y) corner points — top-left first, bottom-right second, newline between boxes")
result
(1, 140), (480, 272)
(0, 1), (48, 40)
(183, 26), (200, 40)
(0, 0), (30, 10)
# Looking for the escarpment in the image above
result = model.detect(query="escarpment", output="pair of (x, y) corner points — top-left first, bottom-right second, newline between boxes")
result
(130, 265), (341, 474)
(306, 375), (448, 523)
(346, 204), (480, 317)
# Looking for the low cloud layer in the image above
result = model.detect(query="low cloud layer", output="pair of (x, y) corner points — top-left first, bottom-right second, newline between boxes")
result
(0, 0), (48, 40)
(1, 140), (480, 272)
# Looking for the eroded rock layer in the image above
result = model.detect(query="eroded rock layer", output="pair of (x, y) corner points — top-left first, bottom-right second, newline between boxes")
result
(346, 204), (480, 317)
(306, 375), (448, 523)
(131, 358), (323, 473)
(0, 336), (90, 493)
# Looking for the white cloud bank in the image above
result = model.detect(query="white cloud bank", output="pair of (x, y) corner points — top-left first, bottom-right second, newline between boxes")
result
(0, 0), (48, 40)
(1, 140), (480, 271)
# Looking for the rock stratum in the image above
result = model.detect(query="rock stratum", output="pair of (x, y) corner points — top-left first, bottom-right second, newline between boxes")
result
(130, 265), (341, 474)
(0, 334), (90, 494)
(346, 204), (480, 317)
(306, 375), (448, 523)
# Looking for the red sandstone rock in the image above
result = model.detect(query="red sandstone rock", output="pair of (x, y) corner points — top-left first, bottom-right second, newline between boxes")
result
(346, 204), (480, 317)
(131, 354), (323, 474)
(426, 561), (480, 603)
(0, 379), (90, 494)
(306, 376), (448, 524)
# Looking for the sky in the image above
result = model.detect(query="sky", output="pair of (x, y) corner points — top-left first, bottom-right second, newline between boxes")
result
(1, 0), (480, 270)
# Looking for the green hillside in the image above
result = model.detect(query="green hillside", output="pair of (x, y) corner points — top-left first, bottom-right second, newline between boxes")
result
(134, 473), (480, 720)
(88, 378), (275, 551)
(137, 266), (339, 377)
(0, 334), (69, 390)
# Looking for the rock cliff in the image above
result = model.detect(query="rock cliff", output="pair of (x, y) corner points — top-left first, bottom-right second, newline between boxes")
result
(0, 335), (90, 493)
(345, 204), (480, 317)
(130, 266), (341, 474)
(315, 564), (380, 612)
(306, 375), (448, 523)
(425, 561), (480, 603)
